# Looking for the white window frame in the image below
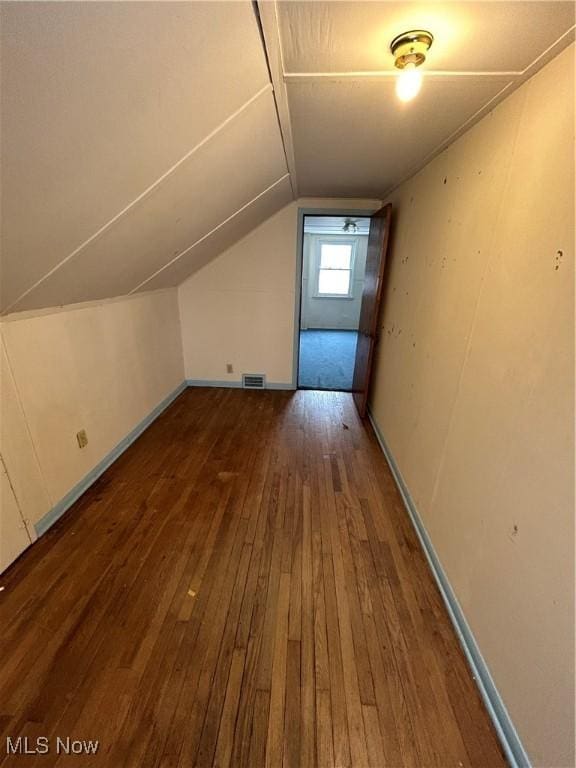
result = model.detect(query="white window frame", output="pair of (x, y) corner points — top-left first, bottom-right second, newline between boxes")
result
(313, 237), (357, 299)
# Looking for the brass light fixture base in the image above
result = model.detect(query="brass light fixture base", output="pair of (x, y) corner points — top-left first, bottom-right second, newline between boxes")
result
(390, 30), (434, 69)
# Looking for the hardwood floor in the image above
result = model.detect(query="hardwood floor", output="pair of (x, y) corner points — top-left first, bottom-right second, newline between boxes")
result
(0, 388), (507, 767)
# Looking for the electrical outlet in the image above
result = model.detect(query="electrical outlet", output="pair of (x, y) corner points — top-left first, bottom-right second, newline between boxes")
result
(226, 363), (233, 374)
(76, 429), (88, 449)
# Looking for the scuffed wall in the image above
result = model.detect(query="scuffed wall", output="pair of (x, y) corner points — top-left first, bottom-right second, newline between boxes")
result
(0, 289), (185, 569)
(370, 44), (574, 766)
(178, 197), (380, 385)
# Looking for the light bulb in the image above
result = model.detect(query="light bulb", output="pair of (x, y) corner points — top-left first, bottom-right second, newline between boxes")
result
(396, 62), (422, 102)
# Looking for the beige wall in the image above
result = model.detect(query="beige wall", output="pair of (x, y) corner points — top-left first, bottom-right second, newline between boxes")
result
(0, 289), (184, 569)
(178, 197), (380, 385)
(0, 457), (33, 573)
(370, 44), (575, 767)
(301, 233), (368, 330)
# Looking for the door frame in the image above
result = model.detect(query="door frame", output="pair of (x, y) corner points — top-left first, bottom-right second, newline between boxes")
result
(292, 207), (379, 390)
(352, 203), (393, 417)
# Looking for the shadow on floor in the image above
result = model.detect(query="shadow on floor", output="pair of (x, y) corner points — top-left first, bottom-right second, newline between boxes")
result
(298, 329), (358, 391)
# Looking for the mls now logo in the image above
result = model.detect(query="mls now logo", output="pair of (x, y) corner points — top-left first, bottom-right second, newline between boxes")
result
(55, 737), (99, 755)
(6, 736), (99, 755)
(6, 738), (49, 755)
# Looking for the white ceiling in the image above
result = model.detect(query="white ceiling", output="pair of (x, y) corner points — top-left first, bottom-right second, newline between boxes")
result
(277, 2), (575, 73)
(274, 1), (575, 197)
(1, 1), (574, 313)
(0, 1), (292, 313)
(304, 216), (371, 235)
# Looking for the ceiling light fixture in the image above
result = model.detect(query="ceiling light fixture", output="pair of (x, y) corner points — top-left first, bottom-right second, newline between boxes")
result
(390, 30), (433, 102)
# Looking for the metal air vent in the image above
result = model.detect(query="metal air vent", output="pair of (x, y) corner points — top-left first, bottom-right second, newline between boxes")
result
(242, 373), (266, 389)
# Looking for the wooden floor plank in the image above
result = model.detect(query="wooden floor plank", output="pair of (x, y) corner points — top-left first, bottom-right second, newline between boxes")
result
(0, 388), (507, 767)
(265, 572), (290, 768)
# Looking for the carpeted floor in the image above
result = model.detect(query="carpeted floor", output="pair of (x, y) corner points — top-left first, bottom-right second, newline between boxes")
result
(298, 329), (358, 390)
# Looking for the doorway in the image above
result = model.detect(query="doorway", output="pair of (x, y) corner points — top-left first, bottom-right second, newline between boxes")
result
(297, 214), (371, 391)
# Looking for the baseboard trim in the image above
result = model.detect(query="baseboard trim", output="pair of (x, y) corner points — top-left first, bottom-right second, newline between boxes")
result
(301, 327), (359, 332)
(367, 407), (531, 768)
(33, 378), (296, 539)
(186, 379), (295, 391)
(34, 382), (187, 538)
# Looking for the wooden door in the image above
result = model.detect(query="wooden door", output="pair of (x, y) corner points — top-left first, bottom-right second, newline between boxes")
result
(352, 204), (392, 417)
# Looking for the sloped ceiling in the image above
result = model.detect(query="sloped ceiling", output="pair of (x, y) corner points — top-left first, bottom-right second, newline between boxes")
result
(1, 1), (574, 313)
(0, 1), (293, 313)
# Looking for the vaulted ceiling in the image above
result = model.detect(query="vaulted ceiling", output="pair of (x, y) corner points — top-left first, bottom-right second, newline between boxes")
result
(0, 2), (292, 313)
(1, 1), (574, 314)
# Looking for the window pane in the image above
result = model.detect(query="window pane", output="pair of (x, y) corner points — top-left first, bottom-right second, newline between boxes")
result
(318, 269), (350, 295)
(320, 244), (352, 270)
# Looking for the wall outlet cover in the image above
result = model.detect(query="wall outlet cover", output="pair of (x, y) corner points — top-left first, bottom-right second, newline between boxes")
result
(76, 429), (88, 449)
